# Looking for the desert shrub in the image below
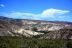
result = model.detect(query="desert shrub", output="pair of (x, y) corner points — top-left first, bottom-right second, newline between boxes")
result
(31, 27), (38, 31)
(0, 36), (72, 48)
(66, 40), (72, 48)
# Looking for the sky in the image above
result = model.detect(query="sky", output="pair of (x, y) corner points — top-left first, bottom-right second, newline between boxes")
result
(0, 0), (72, 22)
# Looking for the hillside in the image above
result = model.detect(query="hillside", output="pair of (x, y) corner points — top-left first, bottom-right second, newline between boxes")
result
(0, 16), (72, 39)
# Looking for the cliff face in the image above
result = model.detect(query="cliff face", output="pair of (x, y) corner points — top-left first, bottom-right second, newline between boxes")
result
(0, 16), (72, 39)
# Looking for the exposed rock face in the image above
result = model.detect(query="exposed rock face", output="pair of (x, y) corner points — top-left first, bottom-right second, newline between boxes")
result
(0, 16), (72, 39)
(0, 20), (43, 37)
(48, 25), (64, 31)
(40, 29), (72, 39)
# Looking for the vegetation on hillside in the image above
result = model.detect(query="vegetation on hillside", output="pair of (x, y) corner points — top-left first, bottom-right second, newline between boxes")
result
(0, 36), (72, 48)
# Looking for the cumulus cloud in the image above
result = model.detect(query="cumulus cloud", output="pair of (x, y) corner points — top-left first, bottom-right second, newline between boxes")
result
(0, 4), (5, 7)
(3, 8), (70, 20)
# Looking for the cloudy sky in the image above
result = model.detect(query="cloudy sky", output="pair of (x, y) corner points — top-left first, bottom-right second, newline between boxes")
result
(0, 0), (72, 22)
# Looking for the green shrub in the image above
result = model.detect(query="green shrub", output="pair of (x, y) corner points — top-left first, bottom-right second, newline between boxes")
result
(31, 27), (37, 31)
(0, 36), (72, 48)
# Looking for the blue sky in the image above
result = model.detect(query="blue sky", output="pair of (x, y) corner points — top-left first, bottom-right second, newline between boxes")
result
(0, 0), (72, 22)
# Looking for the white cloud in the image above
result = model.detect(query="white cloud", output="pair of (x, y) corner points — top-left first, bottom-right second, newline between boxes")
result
(0, 4), (5, 7)
(4, 12), (37, 19)
(3, 8), (70, 20)
(41, 8), (70, 18)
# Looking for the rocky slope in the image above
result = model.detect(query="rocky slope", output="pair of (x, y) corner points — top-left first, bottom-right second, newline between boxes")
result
(0, 16), (72, 39)
(0, 20), (43, 36)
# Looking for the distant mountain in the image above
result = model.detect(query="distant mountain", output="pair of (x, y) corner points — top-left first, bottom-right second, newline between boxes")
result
(0, 16), (72, 39)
